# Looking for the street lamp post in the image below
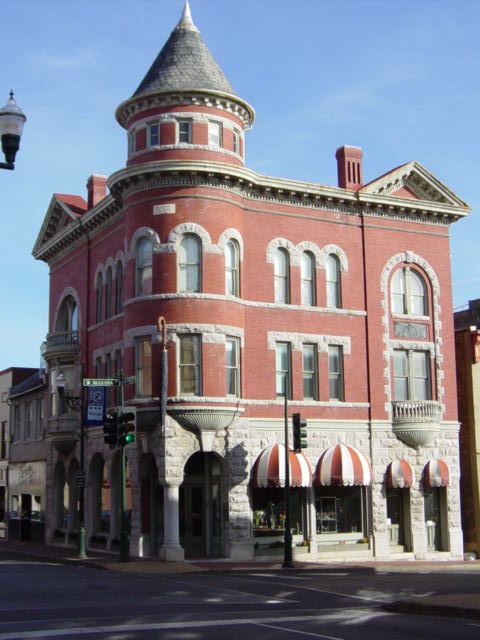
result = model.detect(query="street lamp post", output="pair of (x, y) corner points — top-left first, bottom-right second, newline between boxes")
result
(57, 371), (87, 559)
(283, 371), (293, 568)
(0, 91), (26, 170)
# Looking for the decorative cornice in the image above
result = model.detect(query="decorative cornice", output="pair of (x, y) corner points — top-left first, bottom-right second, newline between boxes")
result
(115, 89), (255, 129)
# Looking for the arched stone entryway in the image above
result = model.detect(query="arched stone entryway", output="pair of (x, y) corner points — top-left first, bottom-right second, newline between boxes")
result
(179, 451), (224, 558)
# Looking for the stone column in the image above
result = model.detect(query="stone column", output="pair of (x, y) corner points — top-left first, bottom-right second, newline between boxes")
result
(410, 487), (427, 558)
(159, 483), (184, 561)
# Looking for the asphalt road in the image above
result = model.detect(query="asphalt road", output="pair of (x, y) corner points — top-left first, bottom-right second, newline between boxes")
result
(0, 553), (479, 639)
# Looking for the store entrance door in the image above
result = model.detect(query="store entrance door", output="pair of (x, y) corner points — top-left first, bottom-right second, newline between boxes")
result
(180, 452), (223, 559)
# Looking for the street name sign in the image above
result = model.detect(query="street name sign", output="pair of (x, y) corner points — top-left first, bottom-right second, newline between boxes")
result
(83, 378), (118, 387)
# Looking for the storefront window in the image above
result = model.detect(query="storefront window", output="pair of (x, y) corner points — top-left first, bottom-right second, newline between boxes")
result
(252, 487), (306, 536)
(315, 487), (363, 535)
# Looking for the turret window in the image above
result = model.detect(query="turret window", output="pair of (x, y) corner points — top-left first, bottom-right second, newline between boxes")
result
(178, 119), (192, 144)
(135, 237), (153, 296)
(208, 120), (222, 147)
(233, 128), (240, 154)
(129, 131), (136, 155)
(147, 123), (160, 147)
(178, 233), (202, 292)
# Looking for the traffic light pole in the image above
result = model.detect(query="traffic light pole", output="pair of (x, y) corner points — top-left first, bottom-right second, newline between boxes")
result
(283, 372), (293, 568)
(119, 378), (129, 562)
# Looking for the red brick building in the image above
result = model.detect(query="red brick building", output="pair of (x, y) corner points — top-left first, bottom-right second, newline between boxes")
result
(33, 2), (469, 560)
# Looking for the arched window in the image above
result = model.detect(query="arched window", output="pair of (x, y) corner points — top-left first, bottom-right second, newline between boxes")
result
(225, 239), (240, 297)
(178, 234), (201, 293)
(56, 296), (78, 334)
(105, 267), (112, 319)
(96, 273), (103, 323)
(326, 254), (341, 308)
(301, 251), (316, 306)
(391, 267), (427, 315)
(274, 248), (290, 303)
(115, 261), (123, 314)
(135, 238), (152, 296)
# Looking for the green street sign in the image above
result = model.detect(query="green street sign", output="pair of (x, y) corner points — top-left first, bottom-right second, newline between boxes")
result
(83, 378), (118, 387)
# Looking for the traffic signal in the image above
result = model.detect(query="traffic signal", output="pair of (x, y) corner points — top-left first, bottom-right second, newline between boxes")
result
(118, 408), (136, 447)
(103, 409), (118, 446)
(292, 412), (307, 452)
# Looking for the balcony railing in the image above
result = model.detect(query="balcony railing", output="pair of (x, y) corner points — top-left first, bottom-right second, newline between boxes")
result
(392, 400), (441, 424)
(45, 330), (79, 355)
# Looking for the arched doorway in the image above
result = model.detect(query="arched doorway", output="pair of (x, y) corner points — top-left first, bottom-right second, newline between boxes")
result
(180, 452), (223, 558)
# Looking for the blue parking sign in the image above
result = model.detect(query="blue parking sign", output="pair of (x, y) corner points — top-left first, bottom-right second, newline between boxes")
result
(86, 387), (107, 426)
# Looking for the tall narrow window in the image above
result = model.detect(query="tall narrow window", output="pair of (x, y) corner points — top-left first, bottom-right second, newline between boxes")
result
(35, 399), (43, 440)
(326, 254), (341, 308)
(276, 342), (292, 398)
(135, 237), (152, 296)
(129, 130), (136, 155)
(1, 422), (6, 459)
(274, 248), (290, 303)
(226, 337), (241, 397)
(115, 261), (123, 314)
(178, 119), (192, 143)
(96, 273), (103, 323)
(178, 234), (201, 293)
(24, 402), (31, 441)
(303, 344), (318, 400)
(13, 406), (21, 442)
(147, 122), (159, 147)
(105, 267), (113, 319)
(393, 349), (431, 400)
(301, 251), (316, 306)
(135, 337), (152, 397)
(178, 334), (201, 395)
(328, 345), (344, 401)
(391, 267), (427, 316)
(233, 128), (240, 154)
(225, 239), (240, 296)
(208, 121), (222, 147)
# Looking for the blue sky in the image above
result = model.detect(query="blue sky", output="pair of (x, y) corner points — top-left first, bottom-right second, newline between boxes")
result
(1, 0), (479, 369)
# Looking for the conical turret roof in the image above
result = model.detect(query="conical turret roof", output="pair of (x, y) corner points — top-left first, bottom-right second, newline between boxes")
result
(133, 1), (236, 98)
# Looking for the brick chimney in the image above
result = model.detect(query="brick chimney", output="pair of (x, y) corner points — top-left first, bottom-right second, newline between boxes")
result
(335, 146), (363, 191)
(86, 174), (107, 208)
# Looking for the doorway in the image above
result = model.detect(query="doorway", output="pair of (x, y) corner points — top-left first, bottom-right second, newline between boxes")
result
(386, 488), (412, 551)
(424, 487), (448, 551)
(180, 452), (223, 558)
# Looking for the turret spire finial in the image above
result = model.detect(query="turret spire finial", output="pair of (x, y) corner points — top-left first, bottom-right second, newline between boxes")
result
(176, 1), (199, 32)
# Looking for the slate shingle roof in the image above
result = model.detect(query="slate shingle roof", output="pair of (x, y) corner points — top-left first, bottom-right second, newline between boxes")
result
(133, 9), (236, 98)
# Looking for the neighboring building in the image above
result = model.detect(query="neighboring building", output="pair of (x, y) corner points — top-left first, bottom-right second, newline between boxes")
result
(0, 367), (37, 541)
(32, 2), (469, 561)
(7, 369), (47, 543)
(454, 300), (480, 557)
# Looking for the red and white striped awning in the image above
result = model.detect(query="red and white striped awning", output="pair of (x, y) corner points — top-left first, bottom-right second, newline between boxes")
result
(251, 443), (312, 488)
(315, 444), (372, 487)
(386, 459), (415, 489)
(423, 459), (450, 488)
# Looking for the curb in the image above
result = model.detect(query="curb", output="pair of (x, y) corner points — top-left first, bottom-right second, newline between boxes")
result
(384, 601), (480, 621)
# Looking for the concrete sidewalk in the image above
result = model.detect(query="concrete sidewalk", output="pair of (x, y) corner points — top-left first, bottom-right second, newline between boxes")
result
(1, 539), (480, 619)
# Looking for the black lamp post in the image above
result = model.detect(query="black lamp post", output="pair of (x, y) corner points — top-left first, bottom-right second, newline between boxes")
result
(56, 371), (87, 559)
(0, 91), (26, 170)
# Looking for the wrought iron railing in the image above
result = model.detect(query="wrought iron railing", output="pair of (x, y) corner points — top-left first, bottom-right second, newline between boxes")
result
(391, 400), (441, 424)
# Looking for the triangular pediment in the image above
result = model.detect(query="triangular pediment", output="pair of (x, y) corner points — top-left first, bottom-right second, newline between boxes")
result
(32, 193), (87, 259)
(360, 161), (468, 207)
